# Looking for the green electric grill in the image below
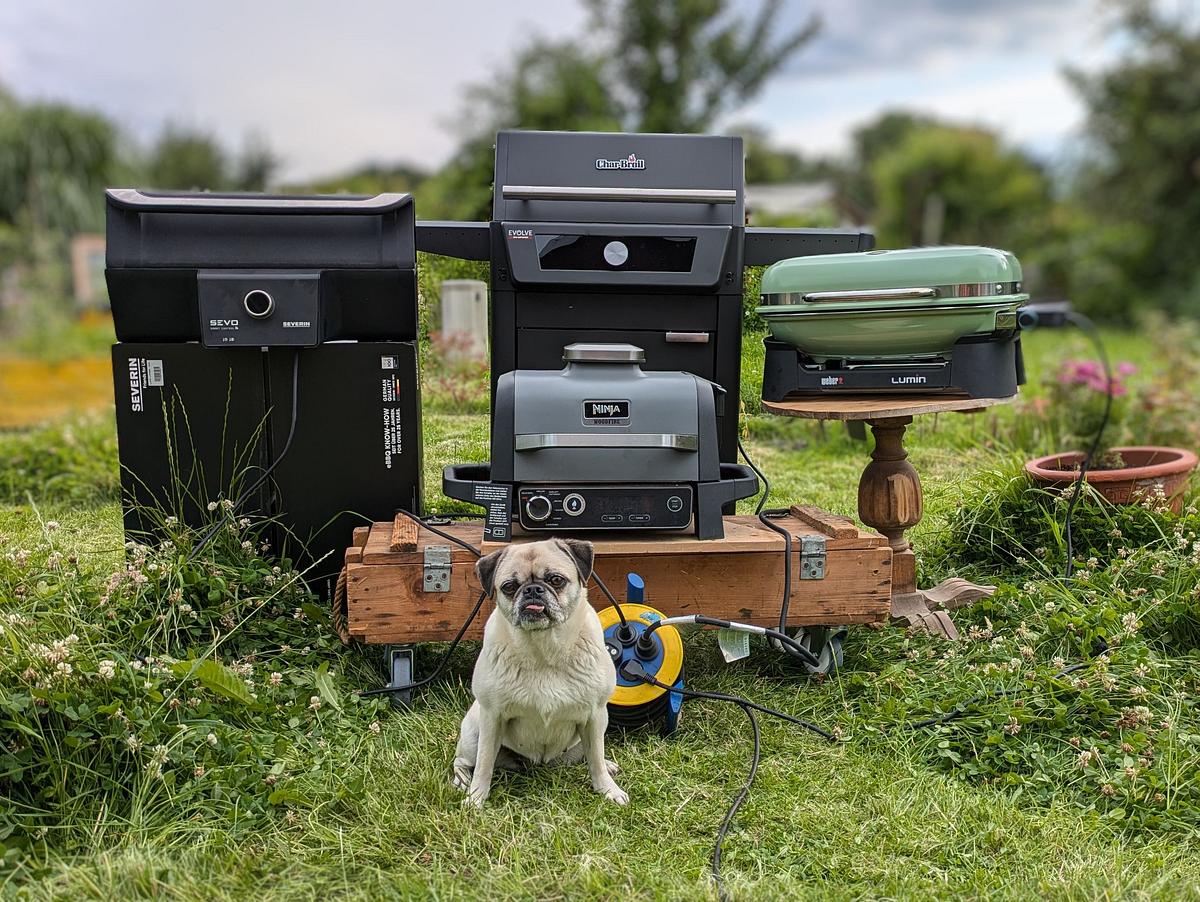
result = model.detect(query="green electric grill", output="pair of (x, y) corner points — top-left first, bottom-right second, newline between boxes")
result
(758, 246), (1028, 400)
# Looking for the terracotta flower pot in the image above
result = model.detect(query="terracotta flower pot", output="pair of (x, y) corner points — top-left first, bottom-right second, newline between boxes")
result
(1025, 446), (1199, 513)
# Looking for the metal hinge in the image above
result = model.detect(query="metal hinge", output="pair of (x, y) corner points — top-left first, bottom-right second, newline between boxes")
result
(799, 535), (826, 580)
(423, 545), (452, 593)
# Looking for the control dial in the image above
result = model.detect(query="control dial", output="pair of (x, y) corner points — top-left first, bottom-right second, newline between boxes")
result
(243, 289), (275, 319)
(524, 495), (553, 523)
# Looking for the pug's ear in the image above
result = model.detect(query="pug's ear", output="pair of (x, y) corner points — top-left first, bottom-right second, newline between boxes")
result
(555, 538), (595, 585)
(475, 548), (507, 598)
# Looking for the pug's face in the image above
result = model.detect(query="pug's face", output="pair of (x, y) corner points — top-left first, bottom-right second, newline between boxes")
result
(476, 539), (595, 631)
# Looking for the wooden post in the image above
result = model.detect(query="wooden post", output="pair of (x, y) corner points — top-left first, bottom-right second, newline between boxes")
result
(857, 416), (921, 597)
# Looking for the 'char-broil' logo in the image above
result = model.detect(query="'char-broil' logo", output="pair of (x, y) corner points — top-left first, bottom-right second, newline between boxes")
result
(595, 153), (645, 171)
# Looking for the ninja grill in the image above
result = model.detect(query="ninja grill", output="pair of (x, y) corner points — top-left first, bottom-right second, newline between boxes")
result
(106, 190), (422, 593)
(442, 343), (757, 540)
(418, 129), (875, 463)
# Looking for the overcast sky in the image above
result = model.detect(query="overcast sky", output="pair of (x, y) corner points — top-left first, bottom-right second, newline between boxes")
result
(0, 0), (1126, 182)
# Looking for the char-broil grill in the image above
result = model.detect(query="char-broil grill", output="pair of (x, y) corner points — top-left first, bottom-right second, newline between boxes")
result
(418, 130), (874, 463)
(443, 343), (757, 540)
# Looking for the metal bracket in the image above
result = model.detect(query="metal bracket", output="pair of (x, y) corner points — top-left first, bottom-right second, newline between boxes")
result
(799, 535), (826, 580)
(423, 545), (452, 592)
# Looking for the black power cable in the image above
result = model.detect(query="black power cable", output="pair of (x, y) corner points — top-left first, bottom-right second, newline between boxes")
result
(1061, 312), (1114, 579)
(738, 436), (810, 663)
(186, 350), (302, 564)
(621, 659), (836, 900)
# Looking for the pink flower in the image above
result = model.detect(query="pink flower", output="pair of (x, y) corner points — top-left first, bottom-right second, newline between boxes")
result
(1116, 362), (1137, 376)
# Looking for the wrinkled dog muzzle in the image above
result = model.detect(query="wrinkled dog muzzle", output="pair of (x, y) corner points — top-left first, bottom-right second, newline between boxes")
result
(516, 582), (557, 626)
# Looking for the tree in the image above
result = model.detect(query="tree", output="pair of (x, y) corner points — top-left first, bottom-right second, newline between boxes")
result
(871, 125), (1052, 257)
(1066, 0), (1200, 318)
(423, 1), (819, 220)
(837, 111), (937, 220)
(0, 99), (121, 240)
(145, 125), (229, 191)
(420, 38), (623, 220)
(586, 0), (819, 133)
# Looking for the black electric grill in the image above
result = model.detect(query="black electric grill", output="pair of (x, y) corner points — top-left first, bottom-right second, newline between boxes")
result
(106, 190), (422, 594)
(419, 130), (875, 464)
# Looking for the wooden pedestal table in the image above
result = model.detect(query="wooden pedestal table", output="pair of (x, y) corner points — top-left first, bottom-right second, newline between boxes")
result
(761, 395), (1015, 639)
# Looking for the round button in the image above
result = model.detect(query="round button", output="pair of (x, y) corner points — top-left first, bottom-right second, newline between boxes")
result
(603, 240), (629, 267)
(563, 493), (586, 516)
(243, 289), (275, 319)
(666, 495), (684, 513)
(525, 495), (553, 523)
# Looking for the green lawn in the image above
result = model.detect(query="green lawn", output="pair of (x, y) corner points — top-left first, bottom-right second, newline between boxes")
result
(2, 328), (1200, 900)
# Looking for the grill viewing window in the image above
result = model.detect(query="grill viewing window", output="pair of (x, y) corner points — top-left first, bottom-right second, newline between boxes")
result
(536, 234), (697, 271)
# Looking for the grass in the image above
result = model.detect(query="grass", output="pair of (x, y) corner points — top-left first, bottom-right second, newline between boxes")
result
(3, 327), (1200, 899)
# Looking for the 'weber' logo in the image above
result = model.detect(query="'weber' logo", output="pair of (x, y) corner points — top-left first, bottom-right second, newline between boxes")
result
(596, 153), (645, 170)
(583, 399), (630, 425)
(128, 358), (143, 412)
(821, 376), (844, 386)
(891, 375), (928, 385)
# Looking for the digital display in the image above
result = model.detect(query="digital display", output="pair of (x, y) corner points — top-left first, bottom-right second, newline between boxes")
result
(536, 235), (697, 272)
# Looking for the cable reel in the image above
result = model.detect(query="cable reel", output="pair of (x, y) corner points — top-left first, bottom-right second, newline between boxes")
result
(599, 574), (684, 736)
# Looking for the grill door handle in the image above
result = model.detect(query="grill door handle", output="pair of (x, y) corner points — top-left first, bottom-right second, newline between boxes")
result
(665, 331), (710, 344)
(515, 433), (699, 451)
(501, 185), (737, 204)
(800, 287), (939, 304)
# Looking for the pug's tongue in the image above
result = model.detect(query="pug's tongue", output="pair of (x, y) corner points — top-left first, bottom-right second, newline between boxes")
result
(524, 602), (545, 614)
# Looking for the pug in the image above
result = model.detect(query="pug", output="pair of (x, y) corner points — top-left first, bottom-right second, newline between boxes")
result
(451, 538), (626, 807)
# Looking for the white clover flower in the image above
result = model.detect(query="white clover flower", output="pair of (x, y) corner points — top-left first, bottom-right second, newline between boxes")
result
(125, 735), (142, 752)
(207, 732), (219, 747)
(207, 501), (218, 512)
(308, 695), (322, 711)
(369, 721), (381, 735)
(45, 520), (60, 532)
(165, 516), (179, 527)
(269, 672), (283, 686)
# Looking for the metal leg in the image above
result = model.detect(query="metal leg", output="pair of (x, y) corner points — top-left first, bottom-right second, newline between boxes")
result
(384, 644), (415, 708)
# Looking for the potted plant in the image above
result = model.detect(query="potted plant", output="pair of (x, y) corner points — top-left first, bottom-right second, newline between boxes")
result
(1025, 358), (1198, 512)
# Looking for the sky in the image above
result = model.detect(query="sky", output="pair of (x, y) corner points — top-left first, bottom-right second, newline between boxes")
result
(0, 0), (1128, 182)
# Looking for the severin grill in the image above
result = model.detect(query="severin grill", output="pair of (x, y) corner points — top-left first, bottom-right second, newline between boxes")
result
(106, 190), (422, 595)
(759, 246), (1029, 400)
(442, 343), (757, 540)
(418, 129), (874, 463)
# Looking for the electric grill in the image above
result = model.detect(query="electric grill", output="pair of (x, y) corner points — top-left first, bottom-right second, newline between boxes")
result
(106, 190), (422, 595)
(758, 246), (1028, 399)
(443, 343), (757, 540)
(418, 129), (874, 462)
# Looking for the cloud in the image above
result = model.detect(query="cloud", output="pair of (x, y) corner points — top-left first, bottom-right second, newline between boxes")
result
(0, 0), (1124, 180)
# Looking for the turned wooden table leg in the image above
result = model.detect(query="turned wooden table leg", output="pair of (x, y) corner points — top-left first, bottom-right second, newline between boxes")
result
(856, 416), (972, 639)
(857, 416), (921, 596)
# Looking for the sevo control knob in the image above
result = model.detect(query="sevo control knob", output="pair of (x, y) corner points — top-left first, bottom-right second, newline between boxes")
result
(524, 494), (553, 523)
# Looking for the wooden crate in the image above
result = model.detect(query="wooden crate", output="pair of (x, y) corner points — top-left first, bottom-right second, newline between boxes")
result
(342, 507), (892, 645)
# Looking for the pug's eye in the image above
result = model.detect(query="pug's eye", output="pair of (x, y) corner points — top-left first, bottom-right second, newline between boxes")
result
(545, 573), (567, 589)
(500, 579), (521, 596)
